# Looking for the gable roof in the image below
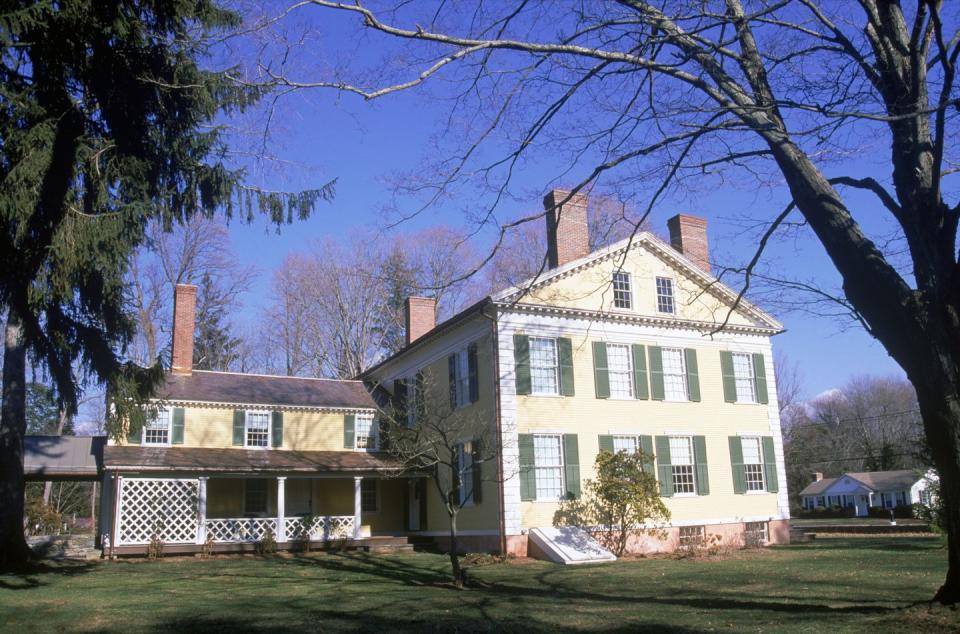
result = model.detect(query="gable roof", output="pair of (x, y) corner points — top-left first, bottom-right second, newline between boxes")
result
(799, 469), (923, 496)
(492, 231), (783, 332)
(158, 370), (376, 411)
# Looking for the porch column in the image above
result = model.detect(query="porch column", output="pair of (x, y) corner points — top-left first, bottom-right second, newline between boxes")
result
(112, 475), (124, 550)
(276, 477), (286, 543)
(354, 476), (362, 539)
(196, 477), (208, 545)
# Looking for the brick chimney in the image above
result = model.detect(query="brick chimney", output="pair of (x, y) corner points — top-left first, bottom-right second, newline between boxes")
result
(544, 189), (590, 269)
(667, 214), (710, 273)
(814, 472), (824, 482)
(405, 296), (436, 345)
(171, 283), (197, 375)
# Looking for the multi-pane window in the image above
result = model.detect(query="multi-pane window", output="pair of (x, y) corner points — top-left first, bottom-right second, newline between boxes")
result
(529, 337), (559, 395)
(612, 271), (632, 309)
(679, 525), (705, 546)
(607, 344), (633, 398)
(744, 521), (768, 544)
(361, 479), (378, 512)
(656, 277), (675, 313)
(732, 353), (757, 403)
(612, 435), (639, 454)
(661, 348), (688, 401)
(533, 435), (565, 500)
(143, 408), (171, 445)
(245, 412), (270, 448)
(670, 436), (697, 494)
(244, 479), (268, 515)
(355, 413), (378, 450)
(457, 442), (474, 506)
(741, 436), (765, 491)
(406, 376), (419, 428)
(451, 349), (470, 408)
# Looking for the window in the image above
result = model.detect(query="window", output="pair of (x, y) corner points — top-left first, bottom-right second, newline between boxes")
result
(606, 344), (633, 398)
(355, 413), (378, 450)
(245, 411), (270, 448)
(732, 353), (757, 403)
(612, 435), (639, 454)
(533, 435), (565, 500)
(361, 479), (378, 513)
(143, 408), (171, 445)
(406, 376), (419, 428)
(457, 442), (474, 506)
(670, 436), (696, 494)
(656, 277), (675, 314)
(451, 349), (470, 408)
(745, 521), (768, 544)
(741, 437), (765, 491)
(244, 479), (268, 515)
(612, 271), (632, 309)
(679, 525), (704, 547)
(661, 348), (688, 401)
(529, 337), (559, 395)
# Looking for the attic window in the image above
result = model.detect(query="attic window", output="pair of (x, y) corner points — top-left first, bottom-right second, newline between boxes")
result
(612, 271), (632, 309)
(656, 277), (675, 314)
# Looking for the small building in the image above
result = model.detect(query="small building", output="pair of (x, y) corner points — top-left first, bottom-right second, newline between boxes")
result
(798, 469), (935, 516)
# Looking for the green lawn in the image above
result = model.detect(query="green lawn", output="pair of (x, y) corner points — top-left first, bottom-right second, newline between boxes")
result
(1, 538), (957, 633)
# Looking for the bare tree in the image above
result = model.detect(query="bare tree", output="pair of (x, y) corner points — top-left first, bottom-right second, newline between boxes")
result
(774, 351), (803, 415)
(248, 1), (960, 602)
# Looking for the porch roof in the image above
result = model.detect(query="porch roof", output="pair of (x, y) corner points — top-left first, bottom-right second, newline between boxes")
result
(24, 435), (105, 480)
(104, 446), (404, 475)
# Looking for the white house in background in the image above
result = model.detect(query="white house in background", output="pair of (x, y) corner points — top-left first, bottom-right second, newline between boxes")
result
(799, 469), (936, 517)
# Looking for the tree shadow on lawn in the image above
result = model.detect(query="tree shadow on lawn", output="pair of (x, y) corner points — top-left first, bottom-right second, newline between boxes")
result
(280, 550), (456, 588)
(0, 559), (97, 590)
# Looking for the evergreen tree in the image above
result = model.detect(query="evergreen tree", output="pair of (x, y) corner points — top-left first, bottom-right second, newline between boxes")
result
(192, 272), (242, 371)
(375, 247), (420, 355)
(0, 1), (332, 568)
(24, 383), (67, 436)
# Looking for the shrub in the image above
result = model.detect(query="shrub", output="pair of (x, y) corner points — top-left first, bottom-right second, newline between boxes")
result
(147, 534), (164, 560)
(256, 528), (277, 555)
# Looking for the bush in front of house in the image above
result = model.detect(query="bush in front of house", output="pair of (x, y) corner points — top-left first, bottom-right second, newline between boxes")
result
(866, 505), (914, 519)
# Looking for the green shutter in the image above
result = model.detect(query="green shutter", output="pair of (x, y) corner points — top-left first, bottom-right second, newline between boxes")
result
(471, 438), (483, 504)
(415, 371), (425, 424)
(232, 410), (244, 446)
(393, 379), (408, 425)
(271, 411), (283, 448)
(172, 407), (185, 445)
(558, 337), (575, 396)
(685, 349), (701, 402)
(518, 434), (536, 501)
(762, 436), (779, 492)
(563, 434), (581, 499)
(753, 353), (769, 404)
(729, 436), (746, 494)
(632, 344), (649, 400)
(128, 420), (142, 445)
(514, 334), (531, 395)
(720, 351), (737, 403)
(639, 435), (655, 474)
(598, 435), (614, 453)
(649, 347), (665, 401)
(344, 414), (355, 450)
(693, 435), (709, 495)
(448, 353), (458, 409)
(655, 436), (673, 496)
(592, 342), (609, 399)
(468, 343), (479, 403)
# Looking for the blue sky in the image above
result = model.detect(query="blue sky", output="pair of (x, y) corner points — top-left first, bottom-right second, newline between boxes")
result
(218, 4), (906, 402)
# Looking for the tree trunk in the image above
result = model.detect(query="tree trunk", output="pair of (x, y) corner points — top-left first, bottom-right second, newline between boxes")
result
(447, 511), (464, 588)
(0, 310), (32, 569)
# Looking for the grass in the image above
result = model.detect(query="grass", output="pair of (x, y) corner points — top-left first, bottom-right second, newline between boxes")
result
(1, 537), (958, 633)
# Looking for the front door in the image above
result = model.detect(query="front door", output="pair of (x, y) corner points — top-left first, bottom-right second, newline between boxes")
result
(286, 479), (313, 516)
(856, 494), (868, 517)
(408, 480), (421, 531)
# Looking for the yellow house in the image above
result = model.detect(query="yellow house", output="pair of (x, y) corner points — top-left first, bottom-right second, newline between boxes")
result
(363, 190), (789, 556)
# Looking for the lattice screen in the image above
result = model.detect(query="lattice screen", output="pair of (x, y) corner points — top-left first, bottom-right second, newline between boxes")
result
(117, 478), (199, 545)
(284, 516), (354, 541)
(205, 518), (277, 543)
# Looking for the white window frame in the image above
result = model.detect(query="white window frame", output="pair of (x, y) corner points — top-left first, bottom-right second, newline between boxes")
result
(142, 407), (172, 446)
(354, 412), (378, 451)
(606, 343), (634, 399)
(744, 521), (768, 544)
(661, 347), (689, 402)
(451, 348), (471, 409)
(669, 435), (697, 496)
(655, 276), (675, 314)
(243, 478), (269, 516)
(406, 375), (419, 428)
(529, 337), (560, 396)
(740, 436), (766, 492)
(360, 479), (379, 513)
(456, 441), (475, 507)
(612, 271), (633, 310)
(244, 410), (271, 450)
(612, 434), (639, 454)
(678, 525), (705, 547)
(533, 434), (566, 501)
(731, 352), (757, 404)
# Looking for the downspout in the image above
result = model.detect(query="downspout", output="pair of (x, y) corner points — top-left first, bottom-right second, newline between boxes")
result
(484, 304), (508, 556)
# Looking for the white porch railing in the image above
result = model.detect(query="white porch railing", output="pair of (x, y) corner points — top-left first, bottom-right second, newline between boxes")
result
(204, 518), (278, 543)
(284, 515), (355, 541)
